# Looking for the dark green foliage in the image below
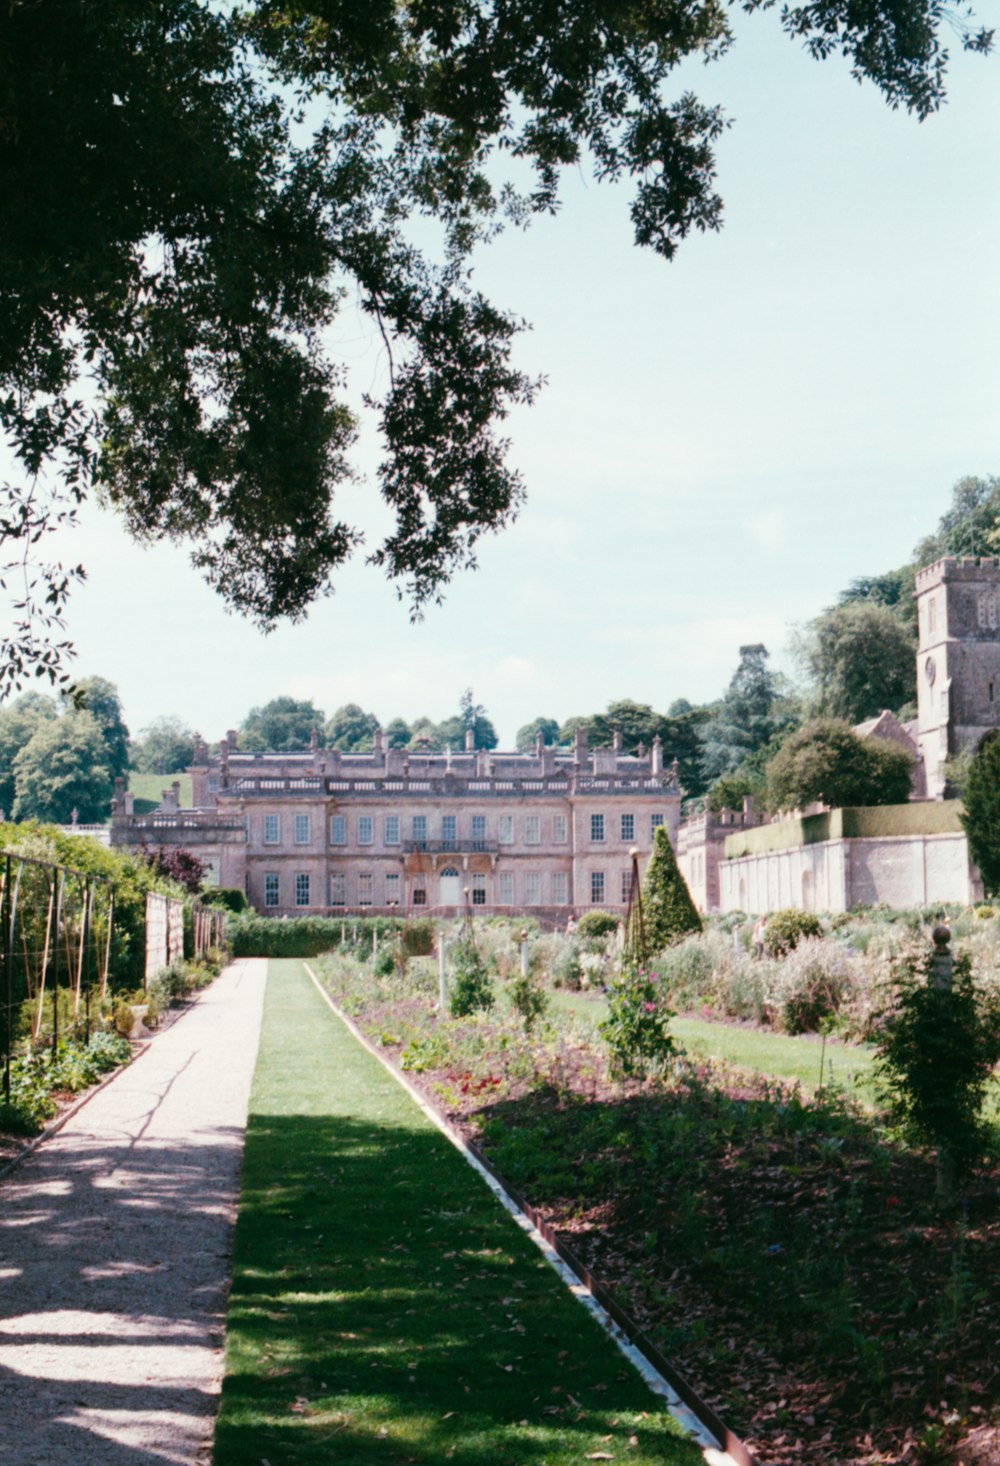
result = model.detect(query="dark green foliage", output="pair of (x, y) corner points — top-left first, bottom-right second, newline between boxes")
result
(241, 696), (325, 752)
(838, 564), (918, 634)
(66, 676), (130, 779)
(507, 970), (549, 1030)
(1, 1031), (133, 1134)
(11, 712), (114, 823)
(448, 937), (494, 1017)
(133, 716), (196, 774)
(199, 886), (249, 914)
(766, 719), (914, 811)
(798, 602), (916, 723)
(400, 918), (436, 958)
(575, 909), (621, 938)
(515, 716), (560, 750)
(874, 950), (1000, 1192)
(601, 967), (675, 1080)
(961, 730), (1000, 894)
(1, 5), (992, 690)
(913, 474), (1000, 565)
(706, 770), (761, 813)
(642, 827), (702, 952)
(383, 717), (411, 749)
(228, 913), (408, 958)
(699, 645), (795, 784)
(324, 702), (380, 751)
(0, 692), (57, 814)
(762, 908), (824, 957)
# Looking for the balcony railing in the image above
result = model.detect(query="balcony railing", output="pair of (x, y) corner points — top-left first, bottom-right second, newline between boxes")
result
(403, 839), (499, 855)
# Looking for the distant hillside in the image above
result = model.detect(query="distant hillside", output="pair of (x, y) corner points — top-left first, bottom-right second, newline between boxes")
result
(128, 772), (194, 816)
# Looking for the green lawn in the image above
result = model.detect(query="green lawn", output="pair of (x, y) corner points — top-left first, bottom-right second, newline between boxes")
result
(213, 960), (703, 1466)
(554, 989), (878, 1101)
(127, 771), (193, 814)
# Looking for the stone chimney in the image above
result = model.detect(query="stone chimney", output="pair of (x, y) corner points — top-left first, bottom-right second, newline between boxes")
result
(160, 781), (181, 812)
(651, 734), (663, 774)
(574, 726), (589, 763)
(219, 738), (230, 789)
(192, 733), (208, 765)
(612, 730), (623, 755)
(310, 726), (319, 751)
(226, 728), (239, 753)
(535, 730), (545, 757)
(465, 727), (475, 752)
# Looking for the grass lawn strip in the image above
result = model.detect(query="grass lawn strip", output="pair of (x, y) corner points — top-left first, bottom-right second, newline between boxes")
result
(214, 959), (706, 1466)
(302, 960), (724, 1455)
(553, 990), (878, 1100)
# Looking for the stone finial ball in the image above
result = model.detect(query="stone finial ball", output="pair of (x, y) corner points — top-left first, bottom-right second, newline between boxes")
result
(932, 923), (951, 947)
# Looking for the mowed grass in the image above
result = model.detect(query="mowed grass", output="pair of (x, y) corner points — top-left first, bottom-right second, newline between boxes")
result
(554, 990), (878, 1101)
(213, 960), (703, 1466)
(127, 771), (193, 814)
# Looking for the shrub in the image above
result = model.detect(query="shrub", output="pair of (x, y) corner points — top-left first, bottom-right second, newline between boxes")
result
(763, 908), (823, 957)
(642, 827), (702, 952)
(374, 943), (397, 977)
(199, 886), (248, 913)
(448, 937), (494, 1017)
(764, 937), (855, 1034)
(507, 971), (548, 1030)
(874, 945), (1000, 1201)
(600, 966), (675, 1080)
(552, 940), (583, 990)
(575, 909), (620, 938)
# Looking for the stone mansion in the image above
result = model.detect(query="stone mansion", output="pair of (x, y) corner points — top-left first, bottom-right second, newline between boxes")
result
(112, 554), (1000, 919)
(113, 728), (681, 920)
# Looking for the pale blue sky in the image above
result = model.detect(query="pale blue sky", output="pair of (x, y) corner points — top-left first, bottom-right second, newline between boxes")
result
(15, 11), (1000, 746)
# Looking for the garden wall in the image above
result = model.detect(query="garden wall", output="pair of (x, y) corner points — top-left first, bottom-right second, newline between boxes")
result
(719, 831), (982, 915)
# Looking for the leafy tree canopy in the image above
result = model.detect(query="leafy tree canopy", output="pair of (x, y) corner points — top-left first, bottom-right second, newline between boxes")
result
(384, 718), (412, 750)
(515, 716), (561, 750)
(838, 563), (918, 633)
(324, 703), (379, 752)
(242, 696), (324, 752)
(459, 688), (498, 750)
(699, 644), (794, 783)
(914, 474), (1000, 566)
(796, 602), (916, 724)
(133, 715), (196, 775)
(2, 0), (990, 689)
(765, 718), (913, 811)
(65, 675), (130, 779)
(961, 730), (1000, 895)
(0, 692), (57, 814)
(11, 711), (114, 823)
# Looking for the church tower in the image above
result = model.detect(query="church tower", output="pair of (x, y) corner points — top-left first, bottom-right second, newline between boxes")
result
(915, 557), (1000, 798)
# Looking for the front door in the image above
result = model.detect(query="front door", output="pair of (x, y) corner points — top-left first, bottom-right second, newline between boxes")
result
(439, 866), (462, 906)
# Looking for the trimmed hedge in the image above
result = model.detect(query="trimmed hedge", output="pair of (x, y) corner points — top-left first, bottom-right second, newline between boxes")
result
(725, 801), (966, 858)
(227, 913), (435, 958)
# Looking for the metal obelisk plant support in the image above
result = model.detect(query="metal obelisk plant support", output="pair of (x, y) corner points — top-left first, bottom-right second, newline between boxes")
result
(622, 847), (648, 974)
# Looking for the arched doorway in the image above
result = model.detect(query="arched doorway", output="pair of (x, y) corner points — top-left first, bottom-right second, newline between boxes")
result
(439, 866), (462, 906)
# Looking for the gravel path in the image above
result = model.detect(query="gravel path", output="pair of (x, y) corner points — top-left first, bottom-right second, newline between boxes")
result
(0, 958), (268, 1466)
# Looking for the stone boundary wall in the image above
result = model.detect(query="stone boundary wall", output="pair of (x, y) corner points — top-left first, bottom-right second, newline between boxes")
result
(719, 832), (982, 915)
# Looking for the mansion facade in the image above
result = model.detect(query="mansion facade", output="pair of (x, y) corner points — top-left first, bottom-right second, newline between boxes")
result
(113, 728), (681, 922)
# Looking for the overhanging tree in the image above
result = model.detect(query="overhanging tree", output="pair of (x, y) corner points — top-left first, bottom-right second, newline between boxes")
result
(1, 0), (991, 689)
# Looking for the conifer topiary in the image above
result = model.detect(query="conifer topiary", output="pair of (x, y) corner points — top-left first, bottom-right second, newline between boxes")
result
(642, 827), (702, 951)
